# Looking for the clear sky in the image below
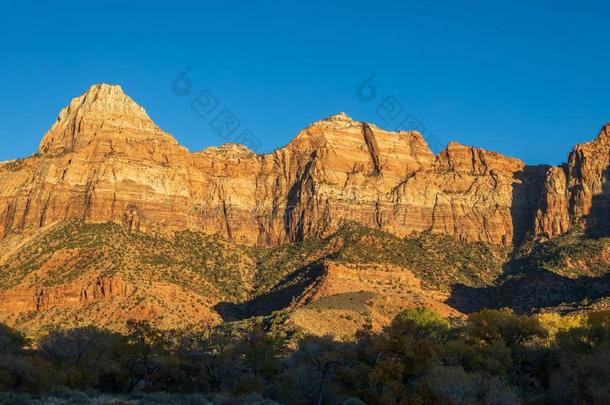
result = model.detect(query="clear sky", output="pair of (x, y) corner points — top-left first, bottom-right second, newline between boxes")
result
(1, 0), (609, 164)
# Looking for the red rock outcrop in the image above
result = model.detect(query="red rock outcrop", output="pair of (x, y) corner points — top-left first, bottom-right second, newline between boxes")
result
(0, 84), (201, 238)
(534, 124), (610, 238)
(35, 276), (132, 310)
(534, 166), (571, 238)
(0, 83), (606, 246)
(0, 275), (131, 313)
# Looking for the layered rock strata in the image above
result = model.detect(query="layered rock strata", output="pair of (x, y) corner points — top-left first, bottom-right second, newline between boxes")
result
(0, 84), (607, 246)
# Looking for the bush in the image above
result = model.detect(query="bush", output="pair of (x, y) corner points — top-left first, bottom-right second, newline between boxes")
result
(2, 306), (610, 403)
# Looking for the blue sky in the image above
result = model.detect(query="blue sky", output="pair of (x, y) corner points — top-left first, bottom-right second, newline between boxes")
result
(1, 0), (609, 164)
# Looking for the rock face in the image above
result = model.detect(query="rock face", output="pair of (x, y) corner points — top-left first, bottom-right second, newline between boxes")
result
(35, 276), (132, 311)
(1, 84), (199, 238)
(535, 124), (610, 238)
(0, 84), (607, 245)
(534, 166), (571, 238)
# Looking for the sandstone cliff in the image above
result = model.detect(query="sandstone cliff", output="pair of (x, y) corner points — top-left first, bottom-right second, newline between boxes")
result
(0, 84), (607, 246)
(535, 124), (610, 238)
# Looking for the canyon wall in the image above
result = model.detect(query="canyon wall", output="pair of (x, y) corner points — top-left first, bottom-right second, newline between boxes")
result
(0, 84), (608, 246)
(535, 124), (610, 239)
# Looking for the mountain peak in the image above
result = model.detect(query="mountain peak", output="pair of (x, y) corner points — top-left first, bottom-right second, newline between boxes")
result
(311, 112), (356, 127)
(593, 123), (610, 144)
(86, 82), (124, 94)
(326, 112), (353, 121)
(38, 83), (165, 156)
(66, 83), (144, 115)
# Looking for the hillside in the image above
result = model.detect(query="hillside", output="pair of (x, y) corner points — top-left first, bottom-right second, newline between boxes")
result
(0, 219), (512, 335)
(0, 221), (254, 334)
(454, 230), (610, 314)
(16, 216), (606, 338)
(1, 220), (610, 339)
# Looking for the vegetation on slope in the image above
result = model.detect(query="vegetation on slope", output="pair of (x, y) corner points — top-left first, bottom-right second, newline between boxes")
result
(248, 222), (510, 300)
(511, 229), (610, 278)
(0, 220), (512, 303)
(248, 237), (325, 297)
(445, 230), (610, 314)
(0, 221), (256, 301)
(0, 220), (519, 334)
(4, 219), (610, 334)
(328, 223), (510, 291)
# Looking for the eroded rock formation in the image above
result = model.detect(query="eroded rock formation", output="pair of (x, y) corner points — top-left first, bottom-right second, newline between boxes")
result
(0, 84), (608, 246)
(535, 124), (610, 238)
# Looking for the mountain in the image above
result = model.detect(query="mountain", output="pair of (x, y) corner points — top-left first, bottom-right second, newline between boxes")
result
(0, 83), (592, 246)
(1, 83), (610, 335)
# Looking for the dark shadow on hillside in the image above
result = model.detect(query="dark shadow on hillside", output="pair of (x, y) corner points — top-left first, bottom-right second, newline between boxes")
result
(584, 165), (610, 238)
(446, 265), (610, 314)
(283, 152), (317, 242)
(510, 165), (548, 246)
(214, 261), (326, 322)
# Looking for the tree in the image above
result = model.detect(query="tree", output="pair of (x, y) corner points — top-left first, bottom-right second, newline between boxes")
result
(39, 326), (125, 389)
(0, 324), (27, 354)
(464, 309), (547, 347)
(355, 308), (449, 403)
(0, 323), (54, 392)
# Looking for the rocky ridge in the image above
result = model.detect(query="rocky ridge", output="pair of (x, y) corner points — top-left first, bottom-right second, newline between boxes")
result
(0, 84), (608, 247)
